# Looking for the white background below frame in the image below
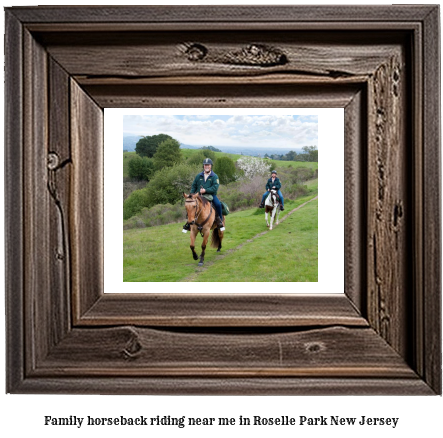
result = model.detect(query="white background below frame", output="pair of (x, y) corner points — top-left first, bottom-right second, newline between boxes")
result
(104, 108), (344, 293)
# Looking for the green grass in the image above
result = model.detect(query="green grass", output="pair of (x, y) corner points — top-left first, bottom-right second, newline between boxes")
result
(123, 193), (317, 282)
(270, 160), (318, 170)
(194, 198), (317, 282)
(305, 178), (318, 192)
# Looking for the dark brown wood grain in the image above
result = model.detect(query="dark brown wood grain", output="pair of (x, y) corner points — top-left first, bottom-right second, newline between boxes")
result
(48, 58), (72, 344)
(8, 5), (437, 24)
(367, 53), (409, 356)
(23, 28), (50, 372)
(344, 89), (366, 314)
(4, 5), (441, 395)
(36, 326), (416, 378)
(422, 6), (441, 393)
(70, 80), (104, 320)
(79, 294), (366, 327)
(5, 10), (24, 393)
(38, 31), (400, 78)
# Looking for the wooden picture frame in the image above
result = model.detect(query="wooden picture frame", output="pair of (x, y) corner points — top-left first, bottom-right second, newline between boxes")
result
(5, 5), (441, 394)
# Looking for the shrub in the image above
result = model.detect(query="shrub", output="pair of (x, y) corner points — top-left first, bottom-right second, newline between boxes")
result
(123, 189), (150, 220)
(123, 180), (147, 201)
(217, 176), (264, 211)
(127, 155), (154, 181)
(186, 149), (216, 167)
(214, 156), (237, 184)
(144, 162), (199, 207)
(123, 202), (187, 229)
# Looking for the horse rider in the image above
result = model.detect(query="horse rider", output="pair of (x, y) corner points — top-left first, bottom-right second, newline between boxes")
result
(259, 170), (284, 210)
(183, 158), (225, 231)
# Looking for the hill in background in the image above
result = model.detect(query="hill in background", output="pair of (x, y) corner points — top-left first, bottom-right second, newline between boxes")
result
(123, 134), (304, 157)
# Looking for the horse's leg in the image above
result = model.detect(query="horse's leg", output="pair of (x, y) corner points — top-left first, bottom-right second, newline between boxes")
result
(189, 228), (199, 260)
(276, 208), (280, 225)
(217, 223), (223, 252)
(270, 207), (276, 230)
(217, 229), (222, 252)
(265, 210), (269, 227)
(198, 228), (210, 266)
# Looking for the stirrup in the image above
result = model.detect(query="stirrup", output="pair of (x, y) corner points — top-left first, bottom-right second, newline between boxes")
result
(182, 223), (190, 233)
(217, 218), (225, 232)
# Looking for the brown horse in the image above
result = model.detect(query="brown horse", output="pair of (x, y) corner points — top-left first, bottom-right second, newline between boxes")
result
(183, 193), (224, 266)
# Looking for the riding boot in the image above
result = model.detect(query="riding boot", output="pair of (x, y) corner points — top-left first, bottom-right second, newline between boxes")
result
(216, 215), (225, 231)
(182, 222), (191, 233)
(259, 203), (264, 208)
(280, 205), (284, 211)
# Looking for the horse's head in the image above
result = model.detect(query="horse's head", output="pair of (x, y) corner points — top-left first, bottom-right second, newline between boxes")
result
(269, 189), (279, 206)
(183, 192), (200, 224)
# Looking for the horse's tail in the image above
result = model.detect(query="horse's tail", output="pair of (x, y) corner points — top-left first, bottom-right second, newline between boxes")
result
(210, 218), (224, 249)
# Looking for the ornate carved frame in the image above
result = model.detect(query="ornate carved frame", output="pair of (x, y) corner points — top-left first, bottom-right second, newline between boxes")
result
(5, 6), (441, 394)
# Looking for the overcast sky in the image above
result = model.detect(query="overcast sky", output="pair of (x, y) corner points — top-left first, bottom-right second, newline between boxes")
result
(123, 114), (318, 149)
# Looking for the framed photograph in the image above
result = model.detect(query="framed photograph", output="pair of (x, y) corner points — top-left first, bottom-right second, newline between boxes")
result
(5, 5), (441, 394)
(107, 108), (342, 292)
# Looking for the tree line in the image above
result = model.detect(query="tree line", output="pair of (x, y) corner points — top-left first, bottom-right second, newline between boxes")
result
(127, 134), (236, 184)
(264, 145), (318, 162)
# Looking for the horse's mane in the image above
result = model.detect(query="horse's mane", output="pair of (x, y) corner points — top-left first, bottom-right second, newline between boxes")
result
(198, 194), (209, 206)
(266, 190), (279, 207)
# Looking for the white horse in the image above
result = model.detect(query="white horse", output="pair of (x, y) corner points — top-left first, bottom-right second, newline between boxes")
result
(264, 189), (281, 230)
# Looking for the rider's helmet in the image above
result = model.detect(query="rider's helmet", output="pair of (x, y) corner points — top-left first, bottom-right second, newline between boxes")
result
(271, 170), (277, 175)
(203, 158), (213, 166)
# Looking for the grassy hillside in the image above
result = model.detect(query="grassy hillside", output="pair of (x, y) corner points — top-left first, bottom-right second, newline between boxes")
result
(123, 193), (317, 282)
(124, 148), (317, 178)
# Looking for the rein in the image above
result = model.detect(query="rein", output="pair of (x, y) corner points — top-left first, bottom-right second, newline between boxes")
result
(185, 197), (213, 236)
(266, 191), (279, 208)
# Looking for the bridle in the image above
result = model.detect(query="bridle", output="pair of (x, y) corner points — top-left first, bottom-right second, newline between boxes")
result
(185, 197), (201, 224)
(185, 196), (213, 233)
(268, 190), (279, 208)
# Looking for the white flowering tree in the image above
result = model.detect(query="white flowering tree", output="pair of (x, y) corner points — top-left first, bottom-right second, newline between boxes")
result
(236, 156), (271, 179)
(236, 156), (272, 202)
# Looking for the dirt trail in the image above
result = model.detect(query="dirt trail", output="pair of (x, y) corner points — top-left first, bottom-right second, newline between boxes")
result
(181, 195), (318, 282)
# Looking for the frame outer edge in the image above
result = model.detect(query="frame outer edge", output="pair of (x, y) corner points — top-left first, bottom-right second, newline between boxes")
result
(5, 11), (24, 392)
(3, 5), (441, 395)
(6, 5), (438, 23)
(423, 6), (441, 395)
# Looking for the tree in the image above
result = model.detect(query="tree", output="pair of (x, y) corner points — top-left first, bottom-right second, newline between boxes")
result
(201, 145), (222, 152)
(152, 138), (182, 171)
(236, 156), (271, 179)
(214, 156), (237, 184)
(187, 149), (216, 167)
(302, 146), (318, 162)
(284, 150), (298, 161)
(135, 133), (173, 157)
(145, 163), (198, 207)
(127, 155), (154, 181)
